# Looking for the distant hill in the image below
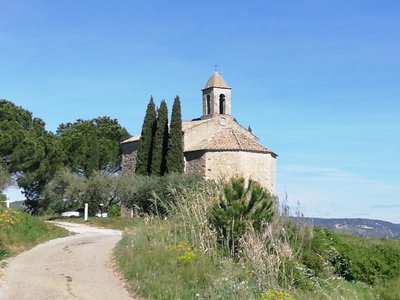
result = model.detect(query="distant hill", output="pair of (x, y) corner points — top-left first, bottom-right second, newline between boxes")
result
(296, 217), (400, 238)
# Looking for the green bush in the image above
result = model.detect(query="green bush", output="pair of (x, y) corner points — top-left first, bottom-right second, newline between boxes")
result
(108, 204), (121, 218)
(209, 178), (274, 257)
(299, 227), (400, 286)
(118, 172), (204, 216)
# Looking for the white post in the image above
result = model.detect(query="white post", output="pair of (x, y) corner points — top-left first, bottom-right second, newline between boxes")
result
(6, 200), (10, 209)
(84, 203), (88, 221)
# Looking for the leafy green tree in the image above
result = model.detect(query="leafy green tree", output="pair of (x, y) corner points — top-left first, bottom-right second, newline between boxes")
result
(0, 166), (10, 192)
(151, 100), (169, 176)
(136, 97), (156, 175)
(85, 171), (118, 215)
(44, 169), (120, 215)
(0, 167), (9, 205)
(57, 116), (129, 177)
(0, 100), (64, 202)
(166, 96), (184, 174)
(42, 168), (87, 214)
(210, 178), (275, 257)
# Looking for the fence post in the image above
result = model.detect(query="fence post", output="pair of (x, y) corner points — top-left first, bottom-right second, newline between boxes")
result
(84, 203), (88, 221)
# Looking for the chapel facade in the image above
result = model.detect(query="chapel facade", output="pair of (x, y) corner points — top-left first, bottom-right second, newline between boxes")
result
(121, 72), (277, 193)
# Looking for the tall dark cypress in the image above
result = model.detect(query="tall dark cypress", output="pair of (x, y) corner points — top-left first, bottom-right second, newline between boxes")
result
(136, 97), (156, 175)
(166, 96), (184, 173)
(151, 100), (169, 176)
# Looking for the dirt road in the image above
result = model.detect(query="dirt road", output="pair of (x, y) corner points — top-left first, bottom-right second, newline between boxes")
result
(0, 222), (134, 300)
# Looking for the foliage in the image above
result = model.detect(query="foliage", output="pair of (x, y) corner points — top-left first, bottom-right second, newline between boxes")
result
(43, 169), (121, 215)
(0, 99), (64, 201)
(84, 171), (118, 214)
(116, 218), (258, 299)
(108, 204), (121, 217)
(261, 289), (294, 300)
(57, 116), (129, 177)
(0, 207), (68, 260)
(374, 277), (400, 300)
(111, 176), (398, 299)
(151, 100), (169, 176)
(41, 168), (87, 214)
(114, 183), (377, 299)
(209, 178), (275, 256)
(136, 97), (156, 175)
(0, 166), (10, 202)
(166, 96), (184, 173)
(0, 166), (10, 191)
(300, 227), (400, 285)
(118, 172), (204, 216)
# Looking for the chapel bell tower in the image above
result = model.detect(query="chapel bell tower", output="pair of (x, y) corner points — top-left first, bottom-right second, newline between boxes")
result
(202, 71), (232, 117)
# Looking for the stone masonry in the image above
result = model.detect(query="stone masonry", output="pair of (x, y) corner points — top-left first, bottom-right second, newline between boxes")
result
(121, 72), (277, 193)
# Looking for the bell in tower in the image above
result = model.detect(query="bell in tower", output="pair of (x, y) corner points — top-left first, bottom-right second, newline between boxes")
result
(202, 72), (232, 117)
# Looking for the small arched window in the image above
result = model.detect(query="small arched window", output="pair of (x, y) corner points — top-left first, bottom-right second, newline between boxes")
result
(219, 94), (225, 114)
(206, 95), (211, 114)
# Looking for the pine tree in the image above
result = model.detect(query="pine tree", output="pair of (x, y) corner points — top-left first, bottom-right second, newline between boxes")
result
(210, 178), (275, 257)
(136, 97), (156, 175)
(151, 100), (169, 176)
(166, 96), (184, 173)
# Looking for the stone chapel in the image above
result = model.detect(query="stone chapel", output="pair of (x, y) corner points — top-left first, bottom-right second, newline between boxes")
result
(121, 72), (277, 193)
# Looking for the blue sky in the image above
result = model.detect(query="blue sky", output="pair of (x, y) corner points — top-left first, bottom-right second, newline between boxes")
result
(1, 1), (399, 222)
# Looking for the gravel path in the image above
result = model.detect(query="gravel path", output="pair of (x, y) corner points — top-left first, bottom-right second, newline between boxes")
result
(0, 221), (134, 300)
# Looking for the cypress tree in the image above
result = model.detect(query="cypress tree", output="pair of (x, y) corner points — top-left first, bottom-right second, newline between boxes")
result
(151, 100), (169, 176)
(166, 96), (184, 173)
(136, 97), (156, 175)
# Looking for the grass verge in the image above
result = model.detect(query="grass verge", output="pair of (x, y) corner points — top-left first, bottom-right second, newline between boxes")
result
(115, 218), (259, 299)
(0, 208), (69, 260)
(115, 217), (382, 300)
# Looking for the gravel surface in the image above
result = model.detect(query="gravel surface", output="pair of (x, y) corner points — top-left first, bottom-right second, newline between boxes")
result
(0, 221), (134, 300)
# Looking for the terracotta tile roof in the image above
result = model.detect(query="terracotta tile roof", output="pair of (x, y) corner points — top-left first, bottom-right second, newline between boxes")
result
(121, 135), (140, 143)
(187, 128), (273, 153)
(182, 118), (211, 131)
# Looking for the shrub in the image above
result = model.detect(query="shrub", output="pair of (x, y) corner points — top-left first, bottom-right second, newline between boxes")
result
(209, 178), (275, 256)
(108, 204), (121, 218)
(118, 172), (204, 216)
(0, 208), (68, 260)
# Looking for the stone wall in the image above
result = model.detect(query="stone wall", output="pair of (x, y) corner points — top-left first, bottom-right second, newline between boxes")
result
(121, 141), (138, 173)
(184, 151), (206, 175)
(204, 150), (276, 194)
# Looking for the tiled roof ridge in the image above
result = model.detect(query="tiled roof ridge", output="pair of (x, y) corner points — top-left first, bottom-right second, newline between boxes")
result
(231, 129), (243, 149)
(232, 117), (261, 141)
(182, 118), (212, 130)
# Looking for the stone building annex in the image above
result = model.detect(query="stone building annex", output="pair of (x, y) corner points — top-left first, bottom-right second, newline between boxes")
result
(121, 72), (277, 193)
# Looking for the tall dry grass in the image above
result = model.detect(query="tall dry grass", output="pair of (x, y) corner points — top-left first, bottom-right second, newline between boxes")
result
(169, 179), (311, 293)
(167, 180), (220, 255)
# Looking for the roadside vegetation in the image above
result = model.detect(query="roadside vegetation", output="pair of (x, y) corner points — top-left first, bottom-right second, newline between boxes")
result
(2, 98), (400, 299)
(0, 206), (68, 261)
(56, 173), (400, 299)
(110, 176), (400, 299)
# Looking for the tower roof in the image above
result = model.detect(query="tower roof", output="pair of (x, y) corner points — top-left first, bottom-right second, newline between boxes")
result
(203, 71), (230, 89)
